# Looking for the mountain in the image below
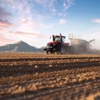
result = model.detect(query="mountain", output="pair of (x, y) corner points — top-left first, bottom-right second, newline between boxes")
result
(0, 41), (44, 52)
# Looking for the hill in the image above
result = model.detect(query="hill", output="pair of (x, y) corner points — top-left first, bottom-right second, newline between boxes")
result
(0, 41), (44, 52)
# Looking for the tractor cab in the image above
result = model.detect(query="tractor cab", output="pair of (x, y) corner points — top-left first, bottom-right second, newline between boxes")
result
(52, 35), (66, 43)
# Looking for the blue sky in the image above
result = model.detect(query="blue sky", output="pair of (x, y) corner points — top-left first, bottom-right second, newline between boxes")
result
(0, 0), (100, 49)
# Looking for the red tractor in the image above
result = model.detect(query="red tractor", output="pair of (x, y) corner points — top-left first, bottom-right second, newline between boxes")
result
(44, 33), (70, 54)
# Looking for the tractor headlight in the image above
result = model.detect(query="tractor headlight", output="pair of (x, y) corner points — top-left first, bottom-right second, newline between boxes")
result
(47, 44), (52, 48)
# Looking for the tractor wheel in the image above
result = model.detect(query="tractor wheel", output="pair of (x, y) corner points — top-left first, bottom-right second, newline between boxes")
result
(60, 46), (66, 54)
(45, 51), (51, 54)
(45, 50), (48, 54)
(56, 45), (61, 54)
(55, 51), (60, 54)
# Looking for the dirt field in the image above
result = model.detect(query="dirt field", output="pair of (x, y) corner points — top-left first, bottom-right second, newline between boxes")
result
(0, 52), (100, 100)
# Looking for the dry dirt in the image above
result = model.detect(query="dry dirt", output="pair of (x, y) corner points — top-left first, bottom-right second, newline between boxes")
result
(0, 52), (100, 100)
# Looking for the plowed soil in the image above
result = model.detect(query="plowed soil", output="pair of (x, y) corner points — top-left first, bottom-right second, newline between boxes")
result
(0, 52), (100, 100)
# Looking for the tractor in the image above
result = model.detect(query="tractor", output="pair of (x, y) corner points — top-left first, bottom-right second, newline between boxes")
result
(44, 33), (70, 54)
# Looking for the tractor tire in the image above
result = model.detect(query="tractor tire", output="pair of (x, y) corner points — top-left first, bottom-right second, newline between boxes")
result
(45, 50), (49, 54)
(60, 46), (66, 54)
(45, 51), (48, 54)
